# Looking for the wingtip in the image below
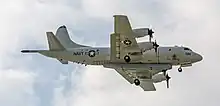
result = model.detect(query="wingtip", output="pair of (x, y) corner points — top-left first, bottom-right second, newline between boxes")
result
(58, 25), (66, 29)
(113, 15), (127, 17)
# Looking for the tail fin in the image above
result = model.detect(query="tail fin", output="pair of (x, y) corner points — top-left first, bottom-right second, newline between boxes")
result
(46, 32), (69, 64)
(46, 32), (65, 50)
(55, 26), (88, 48)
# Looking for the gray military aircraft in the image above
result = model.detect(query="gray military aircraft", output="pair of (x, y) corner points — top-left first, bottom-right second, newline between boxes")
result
(21, 15), (203, 91)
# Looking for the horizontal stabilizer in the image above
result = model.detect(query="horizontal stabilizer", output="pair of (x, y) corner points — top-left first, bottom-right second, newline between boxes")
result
(115, 68), (134, 84)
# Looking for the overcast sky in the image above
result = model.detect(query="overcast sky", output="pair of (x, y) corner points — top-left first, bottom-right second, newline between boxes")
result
(0, 0), (219, 106)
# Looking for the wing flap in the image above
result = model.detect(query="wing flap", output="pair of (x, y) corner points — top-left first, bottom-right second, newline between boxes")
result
(140, 79), (156, 91)
(106, 63), (158, 91)
(115, 68), (134, 84)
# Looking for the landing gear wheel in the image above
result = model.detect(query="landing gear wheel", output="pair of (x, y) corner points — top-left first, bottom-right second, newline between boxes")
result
(124, 55), (131, 63)
(178, 67), (182, 72)
(134, 79), (140, 86)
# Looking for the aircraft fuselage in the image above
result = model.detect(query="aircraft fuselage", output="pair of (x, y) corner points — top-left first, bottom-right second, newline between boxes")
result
(41, 46), (202, 66)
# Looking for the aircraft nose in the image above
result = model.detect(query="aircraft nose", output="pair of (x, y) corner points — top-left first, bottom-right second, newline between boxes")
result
(194, 53), (203, 62)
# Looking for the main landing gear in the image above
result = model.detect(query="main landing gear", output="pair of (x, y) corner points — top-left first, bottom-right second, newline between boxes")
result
(134, 79), (140, 86)
(178, 67), (182, 72)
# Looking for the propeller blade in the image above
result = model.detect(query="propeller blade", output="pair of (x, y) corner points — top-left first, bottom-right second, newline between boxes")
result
(148, 28), (154, 42)
(153, 40), (159, 47)
(148, 29), (154, 36)
(165, 74), (171, 88)
(153, 40), (159, 54)
(167, 79), (169, 88)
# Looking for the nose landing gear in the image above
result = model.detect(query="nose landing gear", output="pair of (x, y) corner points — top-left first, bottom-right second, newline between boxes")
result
(162, 69), (167, 76)
(178, 67), (182, 72)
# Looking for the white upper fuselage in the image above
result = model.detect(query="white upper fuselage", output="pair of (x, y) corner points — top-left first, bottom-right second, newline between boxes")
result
(50, 43), (202, 66)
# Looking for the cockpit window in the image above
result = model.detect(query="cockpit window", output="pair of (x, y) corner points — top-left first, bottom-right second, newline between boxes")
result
(184, 47), (192, 51)
(185, 52), (191, 55)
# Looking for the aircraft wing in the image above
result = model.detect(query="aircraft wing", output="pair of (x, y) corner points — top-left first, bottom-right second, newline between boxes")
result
(110, 15), (142, 63)
(114, 68), (156, 91)
(115, 68), (134, 84)
(139, 79), (156, 91)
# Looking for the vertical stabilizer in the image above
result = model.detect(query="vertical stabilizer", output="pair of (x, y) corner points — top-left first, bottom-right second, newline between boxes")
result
(46, 31), (69, 64)
(46, 32), (65, 50)
(55, 26), (88, 48)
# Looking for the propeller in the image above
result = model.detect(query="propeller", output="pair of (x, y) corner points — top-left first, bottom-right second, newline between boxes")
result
(152, 40), (159, 53)
(165, 74), (171, 88)
(148, 28), (154, 42)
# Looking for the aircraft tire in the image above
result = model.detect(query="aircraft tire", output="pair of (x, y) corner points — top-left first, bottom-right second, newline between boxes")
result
(124, 55), (131, 63)
(134, 79), (140, 86)
(178, 67), (182, 72)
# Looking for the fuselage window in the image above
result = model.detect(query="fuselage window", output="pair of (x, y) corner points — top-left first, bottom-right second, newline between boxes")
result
(185, 52), (191, 55)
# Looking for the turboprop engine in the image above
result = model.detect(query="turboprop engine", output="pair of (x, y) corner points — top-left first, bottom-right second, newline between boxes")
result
(133, 28), (151, 38)
(152, 73), (167, 83)
(138, 42), (154, 52)
(124, 52), (143, 63)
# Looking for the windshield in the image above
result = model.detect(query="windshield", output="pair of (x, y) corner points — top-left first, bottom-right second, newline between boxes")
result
(183, 47), (192, 51)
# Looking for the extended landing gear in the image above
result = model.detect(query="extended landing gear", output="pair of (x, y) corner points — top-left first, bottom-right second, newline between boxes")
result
(165, 74), (171, 88)
(178, 67), (182, 72)
(162, 69), (171, 88)
(162, 69), (167, 76)
(124, 55), (131, 63)
(134, 79), (140, 86)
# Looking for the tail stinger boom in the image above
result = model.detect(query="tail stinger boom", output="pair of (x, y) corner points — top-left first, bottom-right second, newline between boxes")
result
(21, 31), (69, 64)
(21, 25), (88, 64)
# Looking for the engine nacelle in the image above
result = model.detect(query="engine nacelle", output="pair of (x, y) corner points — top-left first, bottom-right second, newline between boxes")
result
(152, 73), (166, 83)
(181, 63), (192, 67)
(132, 28), (149, 38)
(138, 42), (154, 51)
(124, 54), (142, 63)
